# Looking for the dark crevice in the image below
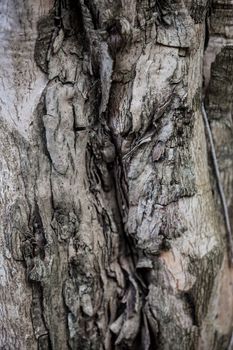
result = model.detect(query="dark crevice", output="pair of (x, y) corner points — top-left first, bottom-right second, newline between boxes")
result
(181, 291), (199, 327)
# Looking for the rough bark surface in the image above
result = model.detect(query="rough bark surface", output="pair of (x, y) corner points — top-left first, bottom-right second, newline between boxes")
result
(0, 0), (233, 349)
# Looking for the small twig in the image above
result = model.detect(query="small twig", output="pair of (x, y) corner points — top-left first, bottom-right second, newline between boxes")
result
(202, 103), (233, 266)
(228, 331), (233, 350)
(122, 134), (153, 160)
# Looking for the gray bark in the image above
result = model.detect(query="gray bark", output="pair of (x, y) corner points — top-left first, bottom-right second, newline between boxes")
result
(0, 0), (233, 349)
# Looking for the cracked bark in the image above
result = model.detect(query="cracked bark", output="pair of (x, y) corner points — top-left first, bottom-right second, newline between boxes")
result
(0, 0), (233, 349)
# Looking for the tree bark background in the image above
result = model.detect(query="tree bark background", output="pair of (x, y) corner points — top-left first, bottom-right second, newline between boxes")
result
(0, 0), (233, 349)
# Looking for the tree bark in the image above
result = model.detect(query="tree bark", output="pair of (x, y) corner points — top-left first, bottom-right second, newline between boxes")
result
(0, 0), (233, 349)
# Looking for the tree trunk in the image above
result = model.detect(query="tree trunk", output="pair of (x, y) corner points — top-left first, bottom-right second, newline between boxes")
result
(0, 0), (232, 349)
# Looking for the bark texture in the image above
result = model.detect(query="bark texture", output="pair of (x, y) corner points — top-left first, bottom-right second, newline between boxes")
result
(0, 0), (233, 349)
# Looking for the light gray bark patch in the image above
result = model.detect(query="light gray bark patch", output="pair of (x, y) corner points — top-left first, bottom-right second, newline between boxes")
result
(52, 28), (65, 54)
(99, 42), (113, 115)
(43, 81), (76, 175)
(146, 284), (198, 350)
(156, 3), (196, 48)
(187, 246), (223, 325)
(124, 106), (196, 255)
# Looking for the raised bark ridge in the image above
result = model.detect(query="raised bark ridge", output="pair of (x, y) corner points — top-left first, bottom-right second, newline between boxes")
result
(0, 0), (232, 349)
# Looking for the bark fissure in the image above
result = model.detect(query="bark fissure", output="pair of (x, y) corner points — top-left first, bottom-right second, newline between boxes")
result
(1, 0), (233, 349)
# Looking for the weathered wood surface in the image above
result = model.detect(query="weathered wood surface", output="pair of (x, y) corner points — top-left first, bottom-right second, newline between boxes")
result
(0, 0), (232, 349)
